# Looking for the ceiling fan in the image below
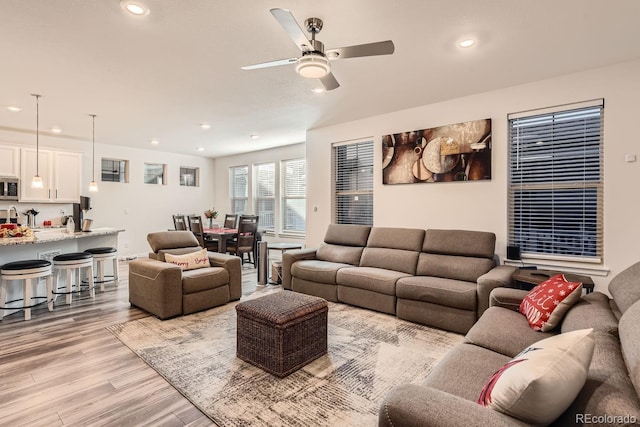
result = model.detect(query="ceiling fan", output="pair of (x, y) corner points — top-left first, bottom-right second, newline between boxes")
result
(241, 8), (395, 91)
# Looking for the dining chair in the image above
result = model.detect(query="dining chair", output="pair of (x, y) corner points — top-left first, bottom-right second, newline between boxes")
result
(226, 215), (259, 266)
(173, 214), (188, 231)
(187, 215), (219, 251)
(223, 214), (238, 229)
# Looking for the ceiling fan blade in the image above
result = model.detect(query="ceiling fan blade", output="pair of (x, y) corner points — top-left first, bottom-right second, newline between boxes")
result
(326, 40), (395, 60)
(241, 57), (298, 70)
(320, 72), (340, 91)
(270, 8), (313, 52)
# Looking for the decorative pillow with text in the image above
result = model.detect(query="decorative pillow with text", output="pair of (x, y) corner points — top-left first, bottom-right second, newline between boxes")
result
(519, 274), (583, 332)
(478, 328), (595, 425)
(164, 249), (210, 271)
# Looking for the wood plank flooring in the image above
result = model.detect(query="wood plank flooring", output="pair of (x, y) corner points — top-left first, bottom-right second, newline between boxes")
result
(0, 260), (274, 426)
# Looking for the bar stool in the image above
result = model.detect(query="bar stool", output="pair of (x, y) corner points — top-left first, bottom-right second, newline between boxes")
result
(83, 247), (119, 291)
(52, 252), (95, 305)
(0, 259), (52, 321)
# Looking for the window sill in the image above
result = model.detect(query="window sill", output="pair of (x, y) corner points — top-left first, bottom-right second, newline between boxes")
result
(504, 258), (610, 277)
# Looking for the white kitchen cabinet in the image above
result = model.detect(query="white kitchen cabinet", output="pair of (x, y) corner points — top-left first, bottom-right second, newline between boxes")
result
(20, 148), (82, 203)
(0, 145), (20, 177)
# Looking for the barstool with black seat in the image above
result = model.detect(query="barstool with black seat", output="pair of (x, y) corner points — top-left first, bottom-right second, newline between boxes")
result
(52, 252), (95, 305)
(0, 259), (53, 321)
(84, 247), (119, 291)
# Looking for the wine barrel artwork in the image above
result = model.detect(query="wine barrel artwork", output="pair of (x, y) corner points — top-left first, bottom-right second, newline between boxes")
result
(382, 118), (492, 185)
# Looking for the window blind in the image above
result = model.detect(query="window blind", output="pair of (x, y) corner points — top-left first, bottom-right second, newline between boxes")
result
(230, 165), (248, 214)
(281, 158), (306, 233)
(333, 140), (374, 226)
(254, 162), (275, 231)
(507, 101), (603, 261)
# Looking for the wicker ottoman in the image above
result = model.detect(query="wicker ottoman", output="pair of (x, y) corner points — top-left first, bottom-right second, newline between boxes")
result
(236, 291), (328, 377)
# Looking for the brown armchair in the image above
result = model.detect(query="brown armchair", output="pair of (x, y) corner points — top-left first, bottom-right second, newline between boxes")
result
(128, 231), (242, 319)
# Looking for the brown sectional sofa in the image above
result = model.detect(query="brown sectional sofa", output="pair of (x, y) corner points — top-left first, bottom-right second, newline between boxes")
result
(282, 224), (515, 333)
(379, 261), (640, 426)
(128, 231), (242, 319)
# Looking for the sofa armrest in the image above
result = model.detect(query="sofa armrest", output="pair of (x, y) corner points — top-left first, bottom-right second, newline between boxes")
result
(282, 248), (318, 290)
(207, 252), (242, 300)
(489, 287), (529, 311)
(379, 384), (528, 427)
(477, 265), (517, 317)
(128, 258), (183, 319)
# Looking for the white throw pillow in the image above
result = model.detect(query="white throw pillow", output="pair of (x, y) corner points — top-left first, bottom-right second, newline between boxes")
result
(478, 328), (595, 425)
(164, 249), (210, 271)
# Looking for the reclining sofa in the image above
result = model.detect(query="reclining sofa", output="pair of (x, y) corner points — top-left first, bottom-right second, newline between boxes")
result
(128, 231), (242, 319)
(380, 261), (640, 426)
(282, 224), (515, 333)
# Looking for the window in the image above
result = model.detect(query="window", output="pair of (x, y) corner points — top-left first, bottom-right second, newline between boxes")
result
(180, 167), (199, 187)
(281, 158), (306, 233)
(333, 140), (374, 226)
(254, 162), (275, 231)
(101, 158), (128, 183)
(508, 100), (603, 261)
(144, 163), (166, 185)
(230, 165), (248, 214)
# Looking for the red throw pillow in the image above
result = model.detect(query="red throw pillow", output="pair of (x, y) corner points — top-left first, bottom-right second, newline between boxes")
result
(519, 274), (583, 332)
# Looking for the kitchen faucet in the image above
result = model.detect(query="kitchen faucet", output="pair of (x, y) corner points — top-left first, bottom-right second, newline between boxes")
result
(6, 205), (19, 224)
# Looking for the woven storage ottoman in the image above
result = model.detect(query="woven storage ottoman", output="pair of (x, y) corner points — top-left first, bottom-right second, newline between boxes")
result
(236, 291), (328, 377)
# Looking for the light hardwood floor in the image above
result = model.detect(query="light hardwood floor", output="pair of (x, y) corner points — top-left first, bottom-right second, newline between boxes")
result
(0, 260), (273, 426)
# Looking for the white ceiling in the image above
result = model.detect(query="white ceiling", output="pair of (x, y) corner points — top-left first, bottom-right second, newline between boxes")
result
(1, 0), (639, 158)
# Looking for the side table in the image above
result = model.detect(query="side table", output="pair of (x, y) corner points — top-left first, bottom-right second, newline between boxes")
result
(512, 268), (595, 294)
(267, 243), (303, 285)
(256, 242), (303, 286)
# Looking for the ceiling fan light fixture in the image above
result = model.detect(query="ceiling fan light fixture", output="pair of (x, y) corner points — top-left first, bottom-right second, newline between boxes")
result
(296, 53), (330, 79)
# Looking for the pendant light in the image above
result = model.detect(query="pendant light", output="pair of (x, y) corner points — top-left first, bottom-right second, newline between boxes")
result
(88, 114), (98, 192)
(31, 94), (43, 189)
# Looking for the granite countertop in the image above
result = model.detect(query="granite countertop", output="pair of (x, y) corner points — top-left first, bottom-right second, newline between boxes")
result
(0, 227), (124, 246)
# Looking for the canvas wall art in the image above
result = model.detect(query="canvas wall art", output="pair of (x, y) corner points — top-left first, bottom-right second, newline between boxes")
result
(382, 118), (492, 185)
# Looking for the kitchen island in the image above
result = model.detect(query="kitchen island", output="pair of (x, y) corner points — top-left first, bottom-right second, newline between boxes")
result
(0, 227), (123, 318)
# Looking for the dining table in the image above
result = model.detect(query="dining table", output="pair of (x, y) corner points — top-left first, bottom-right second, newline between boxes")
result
(203, 227), (238, 253)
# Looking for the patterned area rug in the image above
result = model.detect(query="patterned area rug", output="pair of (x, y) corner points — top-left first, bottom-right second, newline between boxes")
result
(108, 299), (463, 426)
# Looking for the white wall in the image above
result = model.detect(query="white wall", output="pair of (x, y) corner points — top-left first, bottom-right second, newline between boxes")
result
(213, 142), (306, 244)
(306, 59), (640, 292)
(0, 138), (216, 258)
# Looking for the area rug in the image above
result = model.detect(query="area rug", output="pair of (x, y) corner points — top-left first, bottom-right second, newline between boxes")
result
(108, 299), (463, 426)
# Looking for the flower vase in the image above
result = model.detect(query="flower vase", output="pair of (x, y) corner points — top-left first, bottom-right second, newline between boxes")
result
(208, 218), (213, 229)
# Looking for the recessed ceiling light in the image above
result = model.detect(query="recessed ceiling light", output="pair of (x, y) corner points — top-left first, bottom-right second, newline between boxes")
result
(7, 105), (22, 112)
(50, 127), (62, 134)
(120, 1), (150, 16)
(151, 139), (159, 145)
(200, 124), (211, 130)
(196, 147), (205, 151)
(250, 134), (259, 140)
(459, 39), (475, 48)
(312, 87), (325, 94)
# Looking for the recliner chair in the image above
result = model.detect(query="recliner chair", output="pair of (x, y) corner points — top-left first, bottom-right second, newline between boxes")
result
(128, 231), (242, 319)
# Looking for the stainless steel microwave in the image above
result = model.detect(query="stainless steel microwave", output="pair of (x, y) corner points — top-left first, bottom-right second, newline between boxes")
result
(0, 177), (19, 201)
